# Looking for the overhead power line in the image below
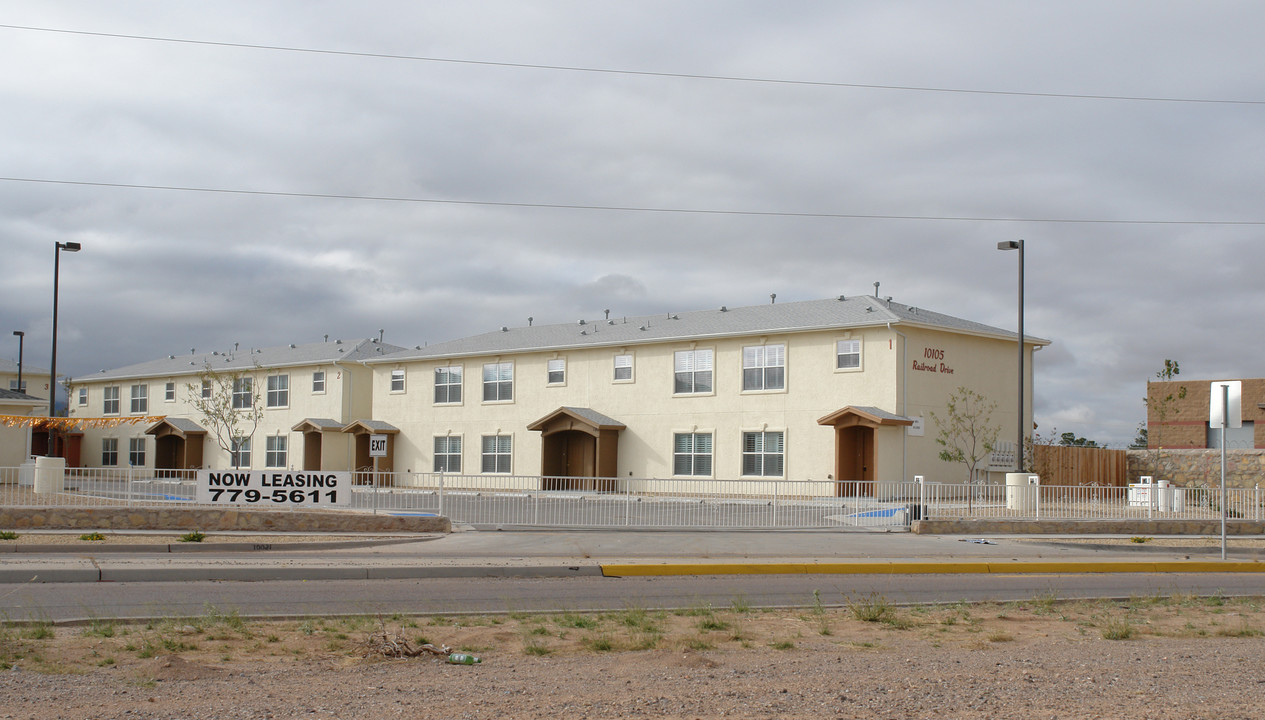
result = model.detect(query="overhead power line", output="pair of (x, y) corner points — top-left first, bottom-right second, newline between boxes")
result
(3, 176), (1262, 226)
(1, 23), (1262, 106)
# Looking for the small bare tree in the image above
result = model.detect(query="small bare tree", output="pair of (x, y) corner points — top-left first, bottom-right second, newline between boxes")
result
(186, 364), (263, 469)
(1144, 359), (1185, 481)
(931, 387), (1000, 511)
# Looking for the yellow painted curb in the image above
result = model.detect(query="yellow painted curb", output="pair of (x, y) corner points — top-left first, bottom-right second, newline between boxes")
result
(599, 561), (1265, 577)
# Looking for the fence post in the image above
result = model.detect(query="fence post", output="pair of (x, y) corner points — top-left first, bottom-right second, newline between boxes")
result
(373, 471), (379, 515)
(127, 465), (133, 507)
(437, 473), (445, 517)
(773, 480), (780, 528)
(916, 475), (926, 522)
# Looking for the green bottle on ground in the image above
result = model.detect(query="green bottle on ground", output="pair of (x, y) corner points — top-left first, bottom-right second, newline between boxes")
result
(447, 653), (481, 665)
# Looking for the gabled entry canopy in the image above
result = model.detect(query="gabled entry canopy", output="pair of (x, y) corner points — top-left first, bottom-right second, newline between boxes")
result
(817, 405), (914, 429)
(528, 407), (624, 490)
(527, 406), (626, 436)
(291, 418), (344, 434)
(145, 417), (207, 472)
(144, 417), (208, 439)
(340, 419), (399, 435)
(341, 419), (399, 474)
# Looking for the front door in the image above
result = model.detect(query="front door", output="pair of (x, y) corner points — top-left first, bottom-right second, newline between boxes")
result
(542, 430), (596, 490)
(836, 426), (874, 496)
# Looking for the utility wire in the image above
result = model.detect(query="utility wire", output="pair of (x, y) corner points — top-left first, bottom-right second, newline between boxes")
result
(3, 176), (1262, 226)
(1, 23), (1262, 106)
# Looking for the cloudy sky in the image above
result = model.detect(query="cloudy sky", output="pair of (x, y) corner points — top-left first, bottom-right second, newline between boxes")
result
(2, 1), (1262, 448)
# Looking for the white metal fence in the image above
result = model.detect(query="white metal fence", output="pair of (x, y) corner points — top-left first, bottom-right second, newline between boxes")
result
(3, 467), (1264, 528)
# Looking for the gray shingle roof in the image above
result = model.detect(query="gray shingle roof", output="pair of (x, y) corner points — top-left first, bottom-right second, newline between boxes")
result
(372, 296), (1049, 363)
(0, 388), (45, 403)
(0, 358), (50, 376)
(82, 339), (409, 382)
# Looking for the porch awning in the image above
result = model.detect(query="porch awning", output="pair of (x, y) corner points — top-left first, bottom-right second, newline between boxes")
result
(817, 405), (914, 428)
(292, 417), (345, 433)
(145, 417), (207, 438)
(341, 419), (399, 435)
(527, 407), (626, 435)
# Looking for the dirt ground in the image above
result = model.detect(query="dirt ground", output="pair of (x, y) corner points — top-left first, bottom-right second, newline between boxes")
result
(1, 593), (1264, 719)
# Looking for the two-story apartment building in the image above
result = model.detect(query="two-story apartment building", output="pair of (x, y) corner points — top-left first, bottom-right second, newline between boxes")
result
(365, 295), (1047, 493)
(1, 358), (51, 465)
(68, 338), (404, 473)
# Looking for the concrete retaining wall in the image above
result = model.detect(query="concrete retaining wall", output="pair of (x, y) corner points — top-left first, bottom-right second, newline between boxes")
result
(0, 507), (450, 534)
(913, 519), (1265, 535)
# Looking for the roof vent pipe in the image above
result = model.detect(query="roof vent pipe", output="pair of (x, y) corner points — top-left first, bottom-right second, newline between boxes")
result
(324, 334), (329, 343)
(379, 329), (384, 343)
(873, 282), (880, 298)
(770, 293), (776, 304)
(528, 317), (533, 326)
(604, 309), (610, 320)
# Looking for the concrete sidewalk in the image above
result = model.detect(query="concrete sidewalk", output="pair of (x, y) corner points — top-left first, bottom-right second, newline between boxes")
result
(1, 529), (1263, 583)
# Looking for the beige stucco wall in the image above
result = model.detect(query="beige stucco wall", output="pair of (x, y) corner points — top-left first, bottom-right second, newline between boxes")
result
(372, 323), (1036, 489)
(69, 360), (372, 471)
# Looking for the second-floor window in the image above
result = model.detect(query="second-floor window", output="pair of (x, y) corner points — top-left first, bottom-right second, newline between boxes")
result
(129, 384), (148, 414)
(547, 358), (565, 385)
(232, 378), (253, 409)
(312, 371), (325, 393)
(435, 365), (462, 404)
(164, 382), (176, 402)
(391, 369), (406, 393)
(482, 362), (513, 402)
(674, 349), (713, 394)
(266, 375), (289, 408)
(77, 387), (87, 406)
(742, 344), (785, 391)
(613, 354), (633, 381)
(836, 339), (861, 370)
(103, 386), (119, 415)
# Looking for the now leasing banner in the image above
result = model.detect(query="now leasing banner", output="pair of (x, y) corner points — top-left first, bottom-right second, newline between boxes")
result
(195, 470), (352, 507)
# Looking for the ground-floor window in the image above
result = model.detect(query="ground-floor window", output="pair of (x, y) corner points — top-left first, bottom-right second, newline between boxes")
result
(673, 432), (713, 476)
(434, 436), (462, 473)
(741, 431), (784, 477)
(266, 435), (287, 468)
(231, 437), (251, 468)
(128, 438), (146, 467)
(101, 438), (118, 466)
(481, 434), (512, 474)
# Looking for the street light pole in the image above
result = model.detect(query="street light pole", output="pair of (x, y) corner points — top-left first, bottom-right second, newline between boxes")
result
(997, 240), (1025, 472)
(48, 241), (81, 456)
(11, 331), (23, 393)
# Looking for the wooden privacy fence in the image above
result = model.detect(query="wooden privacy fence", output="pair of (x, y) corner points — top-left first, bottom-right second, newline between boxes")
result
(1032, 445), (1128, 487)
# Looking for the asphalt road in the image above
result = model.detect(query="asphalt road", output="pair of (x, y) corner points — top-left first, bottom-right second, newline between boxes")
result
(4, 572), (1262, 623)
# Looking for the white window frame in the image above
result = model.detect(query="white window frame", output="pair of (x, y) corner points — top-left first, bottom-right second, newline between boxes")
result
(230, 436), (252, 469)
(129, 384), (148, 414)
(836, 339), (862, 371)
(673, 431), (714, 477)
(312, 371), (326, 394)
(546, 358), (566, 386)
(480, 434), (512, 474)
(103, 386), (120, 415)
(128, 437), (146, 467)
(434, 364), (463, 404)
(77, 387), (88, 406)
(266, 374), (289, 408)
(613, 353), (634, 382)
(265, 435), (287, 468)
(433, 435), (462, 473)
(673, 348), (714, 395)
(390, 369), (406, 393)
(201, 379), (212, 400)
(9, 379), (26, 393)
(741, 430), (785, 478)
(232, 377), (253, 410)
(101, 438), (118, 467)
(164, 381), (176, 402)
(742, 343), (786, 392)
(482, 362), (513, 403)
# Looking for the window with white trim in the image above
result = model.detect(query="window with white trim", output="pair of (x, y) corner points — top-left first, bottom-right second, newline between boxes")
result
(742, 431), (784, 477)
(101, 438), (118, 466)
(434, 436), (461, 473)
(164, 381), (176, 402)
(232, 378), (253, 409)
(128, 437), (146, 467)
(481, 434), (512, 473)
(312, 371), (325, 393)
(613, 354), (633, 382)
(546, 358), (565, 385)
(742, 344), (785, 391)
(266, 374), (289, 408)
(482, 362), (513, 402)
(201, 379), (212, 400)
(129, 384), (148, 414)
(77, 387), (87, 406)
(836, 339), (861, 370)
(103, 386), (119, 415)
(265, 435), (287, 468)
(434, 365), (462, 404)
(673, 349), (713, 394)
(231, 437), (251, 468)
(390, 369), (406, 393)
(673, 432), (713, 476)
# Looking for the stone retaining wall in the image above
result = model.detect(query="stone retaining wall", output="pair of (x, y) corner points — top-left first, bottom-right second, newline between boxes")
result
(0, 507), (450, 534)
(913, 519), (1265, 535)
(1126, 449), (1265, 488)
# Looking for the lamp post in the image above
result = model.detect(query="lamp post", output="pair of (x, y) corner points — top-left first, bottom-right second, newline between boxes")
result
(11, 331), (23, 393)
(48, 241), (81, 456)
(997, 240), (1024, 472)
